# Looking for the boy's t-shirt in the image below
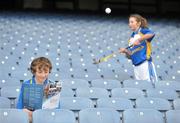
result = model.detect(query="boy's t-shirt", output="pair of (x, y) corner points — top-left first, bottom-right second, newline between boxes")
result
(16, 76), (48, 110)
(16, 76), (60, 110)
(22, 83), (44, 111)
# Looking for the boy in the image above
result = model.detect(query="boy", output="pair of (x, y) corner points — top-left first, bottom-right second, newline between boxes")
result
(17, 57), (52, 122)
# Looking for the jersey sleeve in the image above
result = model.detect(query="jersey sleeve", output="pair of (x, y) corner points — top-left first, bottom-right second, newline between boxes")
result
(141, 28), (155, 42)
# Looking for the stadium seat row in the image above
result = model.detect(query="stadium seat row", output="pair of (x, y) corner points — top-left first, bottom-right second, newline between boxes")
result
(0, 108), (180, 123)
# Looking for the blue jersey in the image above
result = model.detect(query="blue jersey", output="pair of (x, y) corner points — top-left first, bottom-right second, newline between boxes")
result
(128, 27), (155, 66)
(16, 76), (48, 109)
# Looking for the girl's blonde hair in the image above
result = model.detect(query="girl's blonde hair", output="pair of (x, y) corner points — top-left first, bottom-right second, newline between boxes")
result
(129, 14), (148, 28)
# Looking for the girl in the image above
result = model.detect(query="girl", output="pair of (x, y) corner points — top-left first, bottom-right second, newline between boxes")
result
(119, 14), (158, 82)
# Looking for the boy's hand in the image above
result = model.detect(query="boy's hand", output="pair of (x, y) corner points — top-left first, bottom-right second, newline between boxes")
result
(23, 108), (32, 122)
(23, 108), (33, 115)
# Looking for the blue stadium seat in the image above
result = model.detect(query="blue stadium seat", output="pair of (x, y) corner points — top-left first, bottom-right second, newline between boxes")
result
(85, 67), (103, 80)
(91, 79), (121, 90)
(60, 79), (89, 89)
(155, 80), (180, 91)
(123, 79), (154, 90)
(0, 109), (29, 123)
(69, 69), (88, 79)
(173, 99), (180, 110)
(1, 86), (20, 99)
(0, 78), (21, 89)
(0, 97), (11, 108)
(7, 71), (32, 82)
(79, 108), (120, 123)
(98, 69), (117, 79)
(1, 86), (21, 108)
(84, 72), (102, 81)
(60, 87), (75, 97)
(97, 98), (133, 111)
(113, 70), (132, 82)
(59, 97), (93, 111)
(136, 97), (171, 111)
(166, 110), (180, 123)
(111, 88), (144, 99)
(33, 109), (76, 123)
(146, 88), (178, 100)
(154, 60), (170, 80)
(76, 87), (109, 99)
(123, 109), (164, 123)
(47, 72), (61, 81)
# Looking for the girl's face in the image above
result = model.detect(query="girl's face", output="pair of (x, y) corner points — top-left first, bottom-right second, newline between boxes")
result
(129, 17), (141, 31)
(34, 68), (50, 84)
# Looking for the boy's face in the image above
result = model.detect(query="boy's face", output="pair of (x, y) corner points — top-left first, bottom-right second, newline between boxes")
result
(129, 17), (141, 31)
(34, 68), (50, 84)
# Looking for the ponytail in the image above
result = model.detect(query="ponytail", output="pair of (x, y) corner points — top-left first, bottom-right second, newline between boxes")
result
(141, 17), (148, 28)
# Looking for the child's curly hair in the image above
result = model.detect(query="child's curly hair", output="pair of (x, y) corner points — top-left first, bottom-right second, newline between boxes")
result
(30, 57), (52, 74)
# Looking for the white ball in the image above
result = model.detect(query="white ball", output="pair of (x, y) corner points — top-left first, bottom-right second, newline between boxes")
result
(105, 8), (111, 14)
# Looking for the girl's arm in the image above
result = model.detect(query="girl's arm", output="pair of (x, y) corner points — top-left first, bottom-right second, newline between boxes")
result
(119, 48), (132, 59)
(134, 34), (154, 46)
